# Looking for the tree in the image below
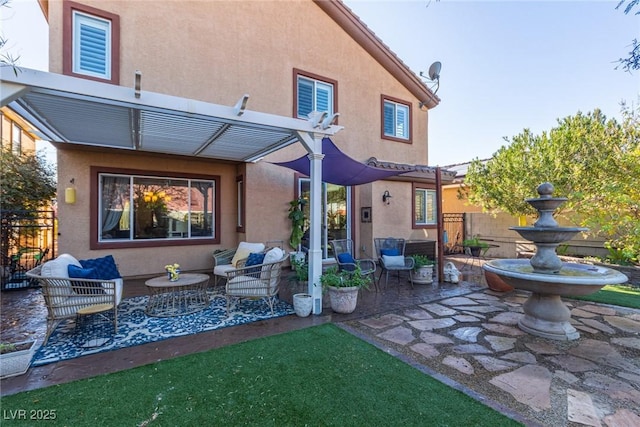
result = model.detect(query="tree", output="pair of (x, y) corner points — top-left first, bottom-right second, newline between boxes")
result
(463, 105), (640, 264)
(617, 0), (640, 71)
(0, 147), (56, 211)
(0, 146), (56, 267)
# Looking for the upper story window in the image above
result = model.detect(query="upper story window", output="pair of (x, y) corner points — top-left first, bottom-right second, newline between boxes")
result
(11, 123), (21, 155)
(414, 187), (437, 226)
(63, 1), (120, 84)
(92, 167), (219, 249)
(73, 12), (111, 79)
(294, 69), (337, 119)
(382, 95), (411, 142)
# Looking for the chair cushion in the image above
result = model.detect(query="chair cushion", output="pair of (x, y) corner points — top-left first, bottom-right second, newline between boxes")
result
(214, 264), (236, 277)
(263, 247), (284, 265)
(337, 253), (356, 264)
(41, 253), (82, 278)
(382, 255), (405, 267)
(231, 242), (265, 267)
(79, 255), (121, 280)
(337, 253), (356, 271)
(245, 252), (266, 274)
(68, 265), (105, 295)
(381, 248), (400, 256)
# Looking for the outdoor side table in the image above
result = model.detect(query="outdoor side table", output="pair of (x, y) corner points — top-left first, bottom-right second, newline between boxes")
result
(76, 303), (115, 348)
(145, 273), (210, 317)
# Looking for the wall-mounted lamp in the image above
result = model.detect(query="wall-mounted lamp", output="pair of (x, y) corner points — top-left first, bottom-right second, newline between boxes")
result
(65, 178), (76, 204)
(382, 190), (392, 205)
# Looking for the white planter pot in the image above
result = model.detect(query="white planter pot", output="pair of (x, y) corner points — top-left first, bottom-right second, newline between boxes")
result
(0, 340), (36, 379)
(328, 286), (359, 314)
(290, 251), (305, 269)
(412, 266), (434, 284)
(293, 293), (313, 317)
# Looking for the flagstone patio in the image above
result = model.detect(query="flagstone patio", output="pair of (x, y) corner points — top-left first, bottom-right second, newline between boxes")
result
(1, 258), (638, 426)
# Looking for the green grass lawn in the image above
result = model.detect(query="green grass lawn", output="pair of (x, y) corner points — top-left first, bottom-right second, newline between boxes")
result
(1, 324), (522, 426)
(568, 284), (640, 309)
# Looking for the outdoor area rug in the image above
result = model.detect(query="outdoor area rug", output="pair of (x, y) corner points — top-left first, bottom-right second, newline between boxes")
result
(32, 292), (294, 367)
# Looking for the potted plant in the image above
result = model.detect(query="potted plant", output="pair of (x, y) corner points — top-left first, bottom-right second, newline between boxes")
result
(320, 265), (371, 314)
(410, 255), (434, 285)
(289, 256), (312, 317)
(462, 236), (490, 257)
(288, 197), (307, 266)
(0, 340), (37, 379)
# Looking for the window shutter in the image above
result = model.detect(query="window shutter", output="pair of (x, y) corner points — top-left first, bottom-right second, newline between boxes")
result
(297, 78), (314, 118)
(316, 83), (332, 114)
(383, 102), (394, 136)
(396, 105), (407, 138)
(79, 24), (107, 75)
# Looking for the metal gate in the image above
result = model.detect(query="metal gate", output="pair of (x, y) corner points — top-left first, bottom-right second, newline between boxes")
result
(443, 213), (465, 254)
(1, 210), (56, 290)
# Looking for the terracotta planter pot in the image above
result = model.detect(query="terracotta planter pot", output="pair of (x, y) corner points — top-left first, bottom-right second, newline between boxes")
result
(484, 270), (514, 292)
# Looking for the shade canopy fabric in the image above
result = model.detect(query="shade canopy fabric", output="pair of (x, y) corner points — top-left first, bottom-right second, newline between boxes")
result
(273, 137), (403, 185)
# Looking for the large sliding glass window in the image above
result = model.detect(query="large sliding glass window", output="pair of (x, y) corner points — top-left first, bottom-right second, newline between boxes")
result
(99, 173), (215, 241)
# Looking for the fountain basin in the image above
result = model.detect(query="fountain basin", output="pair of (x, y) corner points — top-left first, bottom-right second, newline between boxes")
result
(483, 259), (628, 294)
(484, 259), (628, 341)
(510, 227), (586, 244)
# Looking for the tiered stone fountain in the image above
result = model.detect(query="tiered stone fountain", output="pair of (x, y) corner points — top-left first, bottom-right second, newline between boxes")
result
(483, 183), (628, 340)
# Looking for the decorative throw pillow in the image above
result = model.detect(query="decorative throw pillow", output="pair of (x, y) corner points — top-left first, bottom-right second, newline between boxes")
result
(380, 248), (400, 257)
(262, 247), (284, 265)
(382, 255), (405, 267)
(245, 252), (266, 275)
(68, 265), (104, 294)
(79, 255), (121, 280)
(337, 253), (356, 271)
(231, 242), (266, 267)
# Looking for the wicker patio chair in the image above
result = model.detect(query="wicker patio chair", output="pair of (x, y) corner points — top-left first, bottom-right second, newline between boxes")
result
(26, 254), (123, 345)
(225, 248), (288, 315)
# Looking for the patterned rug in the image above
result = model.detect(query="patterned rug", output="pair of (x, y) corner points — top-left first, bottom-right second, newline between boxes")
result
(32, 291), (294, 366)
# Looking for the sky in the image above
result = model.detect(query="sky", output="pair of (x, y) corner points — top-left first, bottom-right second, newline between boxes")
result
(1, 0), (639, 167)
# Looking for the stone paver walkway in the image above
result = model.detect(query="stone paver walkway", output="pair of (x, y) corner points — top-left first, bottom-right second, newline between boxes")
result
(346, 289), (640, 427)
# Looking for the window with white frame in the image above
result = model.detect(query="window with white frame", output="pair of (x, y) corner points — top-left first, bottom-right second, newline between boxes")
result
(415, 188), (437, 225)
(99, 173), (215, 241)
(72, 11), (112, 80)
(383, 98), (410, 140)
(296, 74), (334, 118)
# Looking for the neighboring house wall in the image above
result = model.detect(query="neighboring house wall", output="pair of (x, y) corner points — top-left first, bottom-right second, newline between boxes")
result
(1, 108), (37, 155)
(43, 0), (439, 277)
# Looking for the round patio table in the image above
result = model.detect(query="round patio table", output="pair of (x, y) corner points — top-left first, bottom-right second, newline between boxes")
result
(145, 273), (210, 317)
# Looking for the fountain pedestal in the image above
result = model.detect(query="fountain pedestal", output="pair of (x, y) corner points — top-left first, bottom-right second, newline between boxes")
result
(519, 293), (579, 340)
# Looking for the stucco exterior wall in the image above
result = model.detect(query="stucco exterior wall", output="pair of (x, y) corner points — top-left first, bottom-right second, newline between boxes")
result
(45, 0), (435, 276)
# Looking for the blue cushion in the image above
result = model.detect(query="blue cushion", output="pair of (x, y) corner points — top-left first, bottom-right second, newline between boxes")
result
(245, 252), (265, 274)
(68, 265), (104, 295)
(337, 253), (356, 271)
(337, 253), (356, 264)
(380, 248), (400, 256)
(79, 255), (121, 280)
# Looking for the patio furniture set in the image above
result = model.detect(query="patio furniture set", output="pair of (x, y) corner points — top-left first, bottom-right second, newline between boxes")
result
(25, 244), (289, 349)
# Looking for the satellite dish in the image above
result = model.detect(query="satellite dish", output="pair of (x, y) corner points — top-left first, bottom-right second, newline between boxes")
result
(428, 61), (441, 81)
